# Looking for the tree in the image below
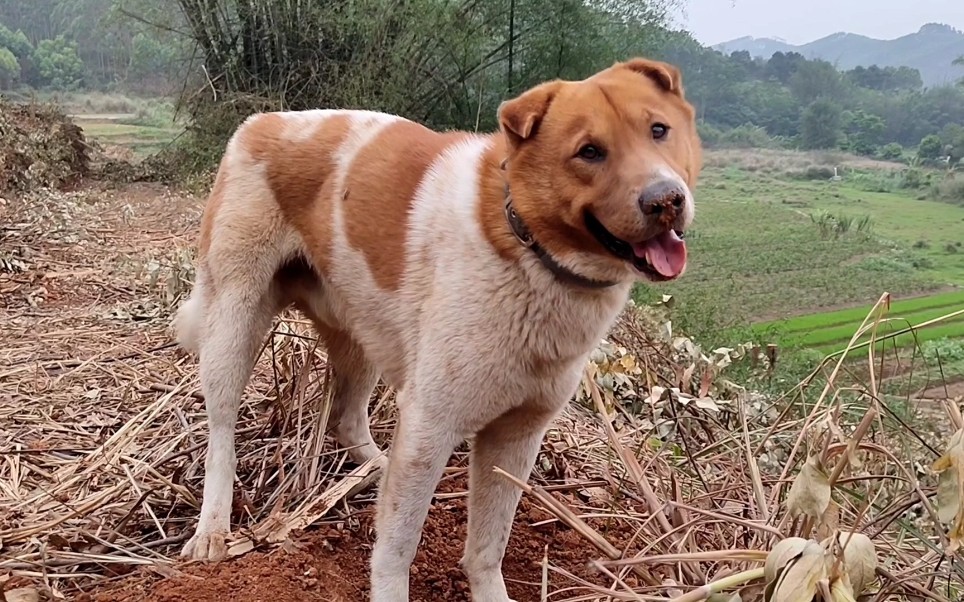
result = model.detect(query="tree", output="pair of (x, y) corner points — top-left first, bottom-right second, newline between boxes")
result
(789, 59), (843, 104)
(799, 99), (843, 150)
(940, 124), (964, 163)
(918, 134), (944, 160)
(0, 46), (19, 88)
(764, 51), (806, 84)
(842, 109), (886, 156)
(0, 22), (32, 59)
(33, 35), (84, 89)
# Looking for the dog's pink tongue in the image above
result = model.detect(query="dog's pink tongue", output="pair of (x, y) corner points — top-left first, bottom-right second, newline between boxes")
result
(633, 230), (687, 278)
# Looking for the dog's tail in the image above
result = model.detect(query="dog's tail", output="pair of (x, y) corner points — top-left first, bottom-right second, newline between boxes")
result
(173, 288), (204, 355)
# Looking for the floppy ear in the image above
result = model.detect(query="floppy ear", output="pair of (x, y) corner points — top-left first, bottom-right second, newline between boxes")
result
(498, 80), (562, 147)
(620, 58), (684, 96)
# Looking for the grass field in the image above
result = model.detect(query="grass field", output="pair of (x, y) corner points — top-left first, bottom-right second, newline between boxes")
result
(22, 91), (188, 159)
(633, 151), (964, 366)
(755, 289), (964, 353)
(73, 115), (182, 158)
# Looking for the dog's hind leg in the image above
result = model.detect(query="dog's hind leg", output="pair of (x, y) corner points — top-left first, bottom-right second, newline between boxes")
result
(323, 328), (383, 465)
(180, 258), (282, 561)
(460, 408), (555, 602)
(296, 296), (383, 466)
(181, 278), (277, 561)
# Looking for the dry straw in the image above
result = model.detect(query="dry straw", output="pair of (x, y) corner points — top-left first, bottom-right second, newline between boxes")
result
(2, 164), (963, 600)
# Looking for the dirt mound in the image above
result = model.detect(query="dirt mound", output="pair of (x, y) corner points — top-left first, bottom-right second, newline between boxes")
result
(0, 99), (92, 193)
(77, 477), (641, 602)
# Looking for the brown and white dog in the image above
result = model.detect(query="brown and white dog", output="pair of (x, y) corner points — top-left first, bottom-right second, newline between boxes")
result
(173, 57), (701, 601)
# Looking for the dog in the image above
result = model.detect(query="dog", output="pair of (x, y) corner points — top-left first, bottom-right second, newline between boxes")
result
(173, 57), (701, 601)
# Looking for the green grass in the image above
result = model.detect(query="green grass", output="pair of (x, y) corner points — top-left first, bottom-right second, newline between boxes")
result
(73, 116), (182, 158)
(760, 290), (964, 336)
(811, 184), (964, 285)
(761, 305), (964, 354)
(632, 165), (952, 340)
(632, 152), (964, 374)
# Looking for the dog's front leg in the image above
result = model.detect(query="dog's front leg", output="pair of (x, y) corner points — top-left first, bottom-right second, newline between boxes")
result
(370, 389), (462, 601)
(461, 408), (554, 602)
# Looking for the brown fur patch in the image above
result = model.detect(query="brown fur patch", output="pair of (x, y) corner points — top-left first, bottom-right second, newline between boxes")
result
(477, 138), (523, 264)
(341, 120), (471, 291)
(198, 158), (230, 258)
(246, 113), (353, 274)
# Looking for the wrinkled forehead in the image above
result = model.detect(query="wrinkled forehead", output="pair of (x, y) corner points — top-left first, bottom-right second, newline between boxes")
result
(551, 70), (685, 138)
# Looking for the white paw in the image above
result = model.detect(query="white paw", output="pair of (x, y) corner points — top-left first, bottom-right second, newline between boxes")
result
(181, 529), (229, 562)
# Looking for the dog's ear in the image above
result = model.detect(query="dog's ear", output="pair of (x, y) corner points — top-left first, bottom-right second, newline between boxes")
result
(621, 58), (684, 96)
(498, 80), (562, 147)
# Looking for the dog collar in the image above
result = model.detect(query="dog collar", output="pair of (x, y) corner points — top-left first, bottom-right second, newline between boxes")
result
(503, 187), (618, 290)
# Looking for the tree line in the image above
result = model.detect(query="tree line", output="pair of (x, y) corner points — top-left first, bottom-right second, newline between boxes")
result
(657, 37), (964, 163)
(1, 0), (963, 167)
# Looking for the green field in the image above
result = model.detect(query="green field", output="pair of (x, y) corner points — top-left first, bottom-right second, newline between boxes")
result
(74, 115), (182, 158)
(633, 152), (964, 366)
(755, 290), (964, 354)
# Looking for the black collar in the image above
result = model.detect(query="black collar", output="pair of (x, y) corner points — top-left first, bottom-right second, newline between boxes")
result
(503, 186), (618, 290)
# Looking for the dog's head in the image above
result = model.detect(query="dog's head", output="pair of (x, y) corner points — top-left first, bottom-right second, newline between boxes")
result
(498, 58), (701, 284)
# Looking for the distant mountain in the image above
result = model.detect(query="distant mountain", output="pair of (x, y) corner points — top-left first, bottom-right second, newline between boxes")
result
(713, 23), (964, 87)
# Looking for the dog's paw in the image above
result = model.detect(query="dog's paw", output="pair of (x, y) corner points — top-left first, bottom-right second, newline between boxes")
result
(180, 530), (229, 562)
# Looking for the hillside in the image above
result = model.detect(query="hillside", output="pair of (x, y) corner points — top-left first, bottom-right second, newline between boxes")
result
(714, 23), (964, 87)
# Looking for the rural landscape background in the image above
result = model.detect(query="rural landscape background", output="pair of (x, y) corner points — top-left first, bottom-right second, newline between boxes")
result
(2, 0), (964, 600)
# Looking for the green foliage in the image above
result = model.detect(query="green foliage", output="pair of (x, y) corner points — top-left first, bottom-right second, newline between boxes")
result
(789, 59), (843, 103)
(940, 123), (964, 163)
(127, 32), (178, 84)
(809, 210), (873, 239)
(846, 65), (923, 92)
(0, 47), (19, 87)
(0, 22), (32, 59)
(921, 337), (964, 364)
(842, 109), (886, 156)
(878, 142), (904, 161)
(918, 134), (944, 160)
(716, 124), (782, 149)
(931, 176), (964, 206)
(34, 35), (84, 90)
(800, 99), (843, 150)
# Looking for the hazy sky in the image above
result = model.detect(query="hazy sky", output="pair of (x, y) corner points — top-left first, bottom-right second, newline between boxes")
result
(672, 0), (964, 46)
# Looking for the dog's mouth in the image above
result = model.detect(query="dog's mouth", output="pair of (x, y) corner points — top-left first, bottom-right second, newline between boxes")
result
(584, 212), (687, 281)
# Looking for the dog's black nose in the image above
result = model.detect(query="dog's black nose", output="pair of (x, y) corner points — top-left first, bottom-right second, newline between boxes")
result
(639, 179), (686, 216)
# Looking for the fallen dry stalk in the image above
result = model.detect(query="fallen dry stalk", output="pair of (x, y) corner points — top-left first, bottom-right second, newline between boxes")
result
(2, 175), (962, 601)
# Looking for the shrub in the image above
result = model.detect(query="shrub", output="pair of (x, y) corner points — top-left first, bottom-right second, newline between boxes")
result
(899, 168), (927, 189)
(917, 134), (943, 160)
(930, 176), (964, 206)
(920, 337), (964, 363)
(717, 124), (782, 149)
(878, 142), (904, 161)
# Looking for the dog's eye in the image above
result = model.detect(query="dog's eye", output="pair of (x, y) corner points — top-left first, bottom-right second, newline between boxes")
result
(577, 144), (605, 161)
(651, 123), (669, 140)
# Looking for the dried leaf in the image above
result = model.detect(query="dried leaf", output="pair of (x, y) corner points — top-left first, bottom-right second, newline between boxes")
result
(770, 541), (828, 602)
(837, 532), (877, 595)
(764, 536), (809, 583)
(708, 594), (743, 602)
(829, 574), (857, 602)
(3, 588), (40, 602)
(931, 428), (964, 552)
(787, 455), (832, 518)
(815, 500), (840, 542)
